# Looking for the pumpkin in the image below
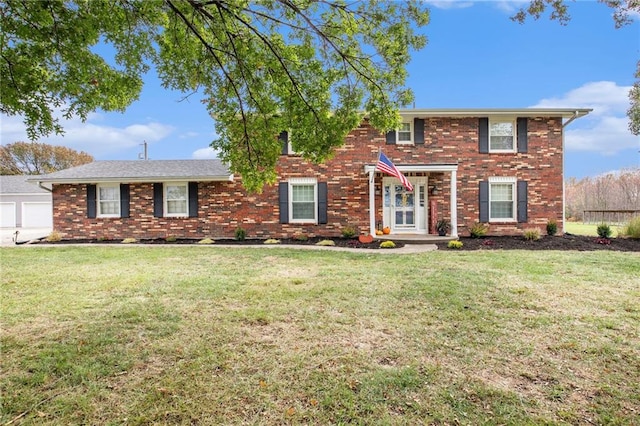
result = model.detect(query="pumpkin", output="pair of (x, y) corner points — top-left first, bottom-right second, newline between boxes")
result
(375, 230), (383, 236)
(382, 227), (391, 235)
(358, 234), (374, 244)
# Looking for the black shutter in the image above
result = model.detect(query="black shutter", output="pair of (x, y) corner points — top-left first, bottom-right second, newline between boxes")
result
(479, 118), (489, 153)
(188, 182), (198, 218)
(517, 181), (528, 223)
(120, 184), (130, 218)
(414, 118), (425, 144)
(153, 183), (163, 218)
(318, 182), (328, 224)
(479, 181), (489, 223)
(279, 182), (288, 224)
(385, 130), (396, 145)
(87, 184), (97, 219)
(517, 117), (528, 153)
(279, 131), (289, 155)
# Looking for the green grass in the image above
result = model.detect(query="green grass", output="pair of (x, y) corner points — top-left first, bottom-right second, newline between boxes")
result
(564, 221), (625, 236)
(1, 246), (639, 425)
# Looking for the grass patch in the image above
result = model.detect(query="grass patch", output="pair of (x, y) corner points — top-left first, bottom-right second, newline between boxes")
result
(1, 247), (639, 424)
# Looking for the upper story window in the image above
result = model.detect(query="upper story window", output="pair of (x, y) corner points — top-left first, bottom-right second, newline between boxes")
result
(397, 122), (413, 144)
(489, 177), (516, 222)
(489, 120), (515, 152)
(289, 178), (317, 223)
(164, 182), (188, 217)
(97, 184), (120, 217)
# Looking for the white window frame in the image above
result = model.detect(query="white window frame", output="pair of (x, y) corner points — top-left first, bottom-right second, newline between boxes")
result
(488, 177), (516, 222)
(288, 178), (317, 224)
(97, 184), (120, 218)
(164, 182), (189, 217)
(397, 121), (413, 144)
(489, 119), (516, 152)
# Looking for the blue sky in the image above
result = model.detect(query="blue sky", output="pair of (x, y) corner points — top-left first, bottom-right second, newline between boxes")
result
(1, 0), (638, 178)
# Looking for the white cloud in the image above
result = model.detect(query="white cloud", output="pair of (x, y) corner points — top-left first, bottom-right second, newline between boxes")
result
(0, 112), (174, 157)
(180, 131), (200, 139)
(491, 0), (529, 14)
(424, 1), (474, 10)
(192, 147), (218, 159)
(531, 81), (638, 155)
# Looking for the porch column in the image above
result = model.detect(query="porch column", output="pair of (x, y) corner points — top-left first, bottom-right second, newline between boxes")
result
(369, 170), (376, 235)
(450, 170), (458, 237)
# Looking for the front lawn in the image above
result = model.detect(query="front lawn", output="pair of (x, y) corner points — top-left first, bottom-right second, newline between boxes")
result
(1, 247), (639, 424)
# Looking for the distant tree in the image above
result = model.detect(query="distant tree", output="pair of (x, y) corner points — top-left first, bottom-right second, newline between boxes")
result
(512, 0), (640, 135)
(0, 0), (429, 191)
(0, 142), (93, 175)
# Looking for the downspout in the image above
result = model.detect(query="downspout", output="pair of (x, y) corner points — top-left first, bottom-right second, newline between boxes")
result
(37, 181), (52, 192)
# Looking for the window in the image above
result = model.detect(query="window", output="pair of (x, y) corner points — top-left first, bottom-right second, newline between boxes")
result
(289, 178), (317, 223)
(97, 185), (120, 217)
(489, 120), (515, 151)
(489, 177), (516, 221)
(164, 183), (188, 217)
(397, 122), (412, 144)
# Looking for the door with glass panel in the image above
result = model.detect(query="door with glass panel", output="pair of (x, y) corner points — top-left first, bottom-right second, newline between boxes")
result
(383, 178), (427, 233)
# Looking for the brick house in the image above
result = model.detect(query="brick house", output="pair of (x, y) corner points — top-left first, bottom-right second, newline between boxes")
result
(31, 108), (590, 240)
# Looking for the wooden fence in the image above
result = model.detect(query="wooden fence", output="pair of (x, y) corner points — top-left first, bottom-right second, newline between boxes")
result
(582, 210), (640, 224)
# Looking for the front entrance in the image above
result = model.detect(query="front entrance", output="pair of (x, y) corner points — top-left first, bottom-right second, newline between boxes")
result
(382, 177), (427, 233)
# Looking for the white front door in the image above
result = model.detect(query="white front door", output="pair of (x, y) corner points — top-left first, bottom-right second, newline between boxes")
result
(382, 178), (427, 233)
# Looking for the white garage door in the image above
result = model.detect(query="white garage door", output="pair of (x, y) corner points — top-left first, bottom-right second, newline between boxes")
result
(22, 202), (53, 228)
(0, 202), (17, 228)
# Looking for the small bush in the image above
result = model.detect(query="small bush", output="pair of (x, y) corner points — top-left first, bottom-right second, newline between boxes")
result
(293, 233), (308, 241)
(197, 238), (214, 244)
(621, 216), (640, 239)
(264, 239), (280, 244)
(165, 236), (177, 242)
(469, 222), (488, 238)
(523, 228), (541, 241)
(379, 241), (396, 249)
(596, 223), (612, 239)
(234, 227), (246, 241)
(546, 219), (558, 236)
(316, 239), (335, 246)
(45, 231), (62, 242)
(447, 240), (463, 249)
(121, 238), (136, 244)
(341, 225), (357, 238)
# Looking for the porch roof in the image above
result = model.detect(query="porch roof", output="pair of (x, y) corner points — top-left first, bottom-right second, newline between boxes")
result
(364, 163), (458, 173)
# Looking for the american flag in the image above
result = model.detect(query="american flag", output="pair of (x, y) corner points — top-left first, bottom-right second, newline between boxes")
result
(376, 152), (413, 192)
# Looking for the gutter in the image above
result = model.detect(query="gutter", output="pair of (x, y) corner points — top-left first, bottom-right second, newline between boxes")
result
(562, 110), (590, 128)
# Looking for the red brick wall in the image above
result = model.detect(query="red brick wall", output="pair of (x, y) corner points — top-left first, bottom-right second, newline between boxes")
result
(52, 116), (565, 239)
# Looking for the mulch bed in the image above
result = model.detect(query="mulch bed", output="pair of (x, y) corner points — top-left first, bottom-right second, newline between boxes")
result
(435, 234), (640, 252)
(33, 234), (640, 251)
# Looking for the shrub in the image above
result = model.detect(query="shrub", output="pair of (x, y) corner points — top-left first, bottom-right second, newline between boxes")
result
(595, 237), (611, 245)
(546, 219), (558, 236)
(621, 216), (640, 239)
(596, 223), (612, 239)
(234, 227), (246, 241)
(523, 228), (541, 241)
(469, 222), (488, 238)
(45, 231), (62, 242)
(379, 240), (396, 249)
(447, 240), (463, 249)
(121, 238), (136, 244)
(197, 238), (214, 244)
(341, 225), (357, 238)
(316, 239), (335, 246)
(293, 233), (308, 241)
(165, 236), (177, 242)
(264, 239), (280, 244)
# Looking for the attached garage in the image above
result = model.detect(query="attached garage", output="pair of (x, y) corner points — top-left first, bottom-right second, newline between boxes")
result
(0, 176), (52, 228)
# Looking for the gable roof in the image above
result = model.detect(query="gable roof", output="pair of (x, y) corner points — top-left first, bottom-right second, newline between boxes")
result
(29, 160), (232, 184)
(0, 175), (50, 194)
